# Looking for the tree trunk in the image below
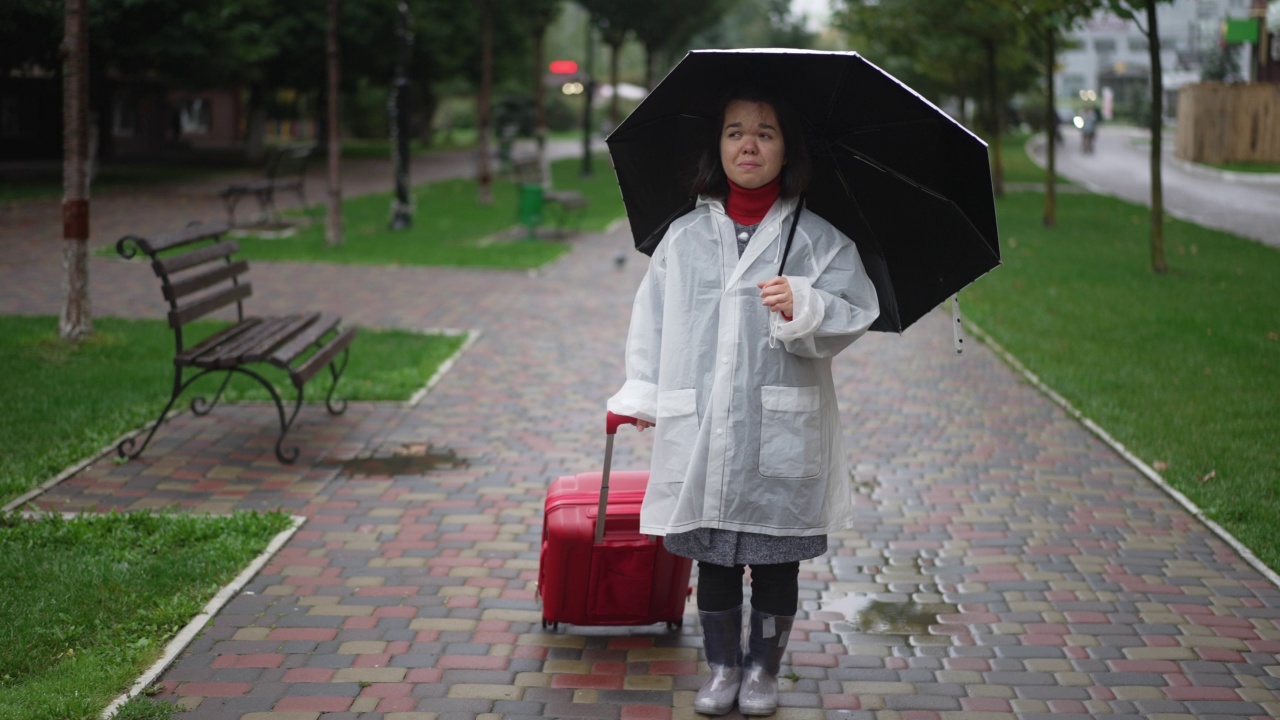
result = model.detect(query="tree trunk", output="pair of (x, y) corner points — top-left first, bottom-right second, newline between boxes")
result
(1043, 27), (1057, 227)
(389, 0), (413, 230)
(325, 0), (344, 246)
(61, 0), (92, 342)
(1146, 0), (1167, 273)
(477, 0), (494, 205)
(609, 42), (621, 133)
(985, 39), (1004, 198)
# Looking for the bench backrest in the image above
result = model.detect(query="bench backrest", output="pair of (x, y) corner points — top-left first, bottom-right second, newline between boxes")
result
(266, 144), (314, 185)
(116, 222), (249, 354)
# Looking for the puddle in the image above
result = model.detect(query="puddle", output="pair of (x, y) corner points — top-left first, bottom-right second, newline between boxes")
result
(333, 443), (469, 477)
(819, 593), (956, 637)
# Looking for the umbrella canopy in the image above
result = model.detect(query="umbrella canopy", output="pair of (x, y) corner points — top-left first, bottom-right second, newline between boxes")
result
(605, 48), (1000, 333)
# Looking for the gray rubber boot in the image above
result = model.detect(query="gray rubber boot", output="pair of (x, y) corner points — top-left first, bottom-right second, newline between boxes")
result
(737, 607), (795, 716)
(693, 606), (743, 716)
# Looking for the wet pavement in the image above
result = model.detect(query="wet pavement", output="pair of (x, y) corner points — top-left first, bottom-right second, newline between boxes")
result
(3, 138), (1279, 719)
(1027, 124), (1280, 248)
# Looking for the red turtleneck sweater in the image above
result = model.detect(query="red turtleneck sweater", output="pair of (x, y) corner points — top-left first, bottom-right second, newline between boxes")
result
(725, 177), (781, 225)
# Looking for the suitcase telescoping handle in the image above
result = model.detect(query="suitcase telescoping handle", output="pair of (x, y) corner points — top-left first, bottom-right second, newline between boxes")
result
(597, 412), (639, 544)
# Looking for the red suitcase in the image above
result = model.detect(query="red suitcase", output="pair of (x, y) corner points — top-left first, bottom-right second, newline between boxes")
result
(537, 412), (693, 631)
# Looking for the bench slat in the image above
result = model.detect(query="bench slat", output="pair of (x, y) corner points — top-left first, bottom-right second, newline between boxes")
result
(202, 315), (304, 367)
(169, 283), (252, 328)
(239, 314), (316, 363)
(154, 239), (241, 277)
(175, 318), (262, 365)
(291, 327), (358, 387)
(163, 260), (249, 302)
(137, 222), (232, 255)
(269, 313), (343, 366)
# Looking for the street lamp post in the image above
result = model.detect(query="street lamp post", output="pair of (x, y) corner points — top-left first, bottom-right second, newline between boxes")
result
(581, 11), (595, 178)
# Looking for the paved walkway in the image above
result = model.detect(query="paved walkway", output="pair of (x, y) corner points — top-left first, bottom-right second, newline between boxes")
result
(1026, 125), (1280, 248)
(3, 146), (1279, 720)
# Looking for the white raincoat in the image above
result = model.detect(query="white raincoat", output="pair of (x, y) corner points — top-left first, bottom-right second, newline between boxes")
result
(608, 195), (880, 537)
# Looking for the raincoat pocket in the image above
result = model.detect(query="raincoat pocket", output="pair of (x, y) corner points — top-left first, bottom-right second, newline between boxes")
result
(758, 385), (822, 479)
(654, 388), (698, 483)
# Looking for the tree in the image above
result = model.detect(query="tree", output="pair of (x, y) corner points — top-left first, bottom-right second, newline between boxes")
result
(520, 0), (562, 186)
(325, 0), (344, 246)
(477, 0), (494, 205)
(593, 3), (640, 131)
(834, 0), (1033, 196)
(1107, 0), (1174, 274)
(999, 0), (1100, 226)
(61, 0), (91, 342)
(631, 0), (735, 88)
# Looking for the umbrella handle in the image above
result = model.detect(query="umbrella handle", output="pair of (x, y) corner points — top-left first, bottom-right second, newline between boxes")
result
(777, 196), (805, 277)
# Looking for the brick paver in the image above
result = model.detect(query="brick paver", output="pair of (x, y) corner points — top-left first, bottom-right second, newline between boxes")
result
(3, 149), (1279, 719)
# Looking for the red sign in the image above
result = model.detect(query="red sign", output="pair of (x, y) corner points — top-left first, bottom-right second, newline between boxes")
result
(549, 60), (579, 75)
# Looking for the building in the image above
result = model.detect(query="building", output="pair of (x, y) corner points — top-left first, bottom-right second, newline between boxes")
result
(1055, 0), (1260, 122)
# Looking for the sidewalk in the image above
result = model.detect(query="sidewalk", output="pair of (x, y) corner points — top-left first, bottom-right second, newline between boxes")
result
(5, 151), (1280, 719)
(1026, 125), (1280, 249)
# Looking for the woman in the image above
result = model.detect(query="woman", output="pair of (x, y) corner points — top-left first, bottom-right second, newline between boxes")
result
(607, 88), (880, 716)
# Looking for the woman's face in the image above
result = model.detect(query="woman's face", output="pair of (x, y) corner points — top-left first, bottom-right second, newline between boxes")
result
(719, 99), (786, 190)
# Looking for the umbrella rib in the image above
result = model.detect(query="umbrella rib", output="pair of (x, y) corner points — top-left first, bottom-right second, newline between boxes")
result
(607, 112), (713, 139)
(831, 140), (953, 205)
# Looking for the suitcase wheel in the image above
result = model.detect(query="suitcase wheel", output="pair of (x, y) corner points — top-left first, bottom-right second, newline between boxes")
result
(541, 617), (559, 632)
(667, 619), (683, 630)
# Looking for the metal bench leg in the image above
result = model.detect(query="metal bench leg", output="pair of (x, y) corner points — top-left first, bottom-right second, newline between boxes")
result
(324, 346), (351, 415)
(191, 372), (234, 416)
(118, 367), (214, 460)
(216, 366), (303, 463)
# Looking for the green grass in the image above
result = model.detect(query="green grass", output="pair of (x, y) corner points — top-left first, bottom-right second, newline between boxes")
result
(992, 131), (1074, 186)
(0, 316), (466, 504)
(0, 509), (294, 720)
(229, 154), (623, 268)
(1205, 160), (1280, 175)
(963, 191), (1280, 571)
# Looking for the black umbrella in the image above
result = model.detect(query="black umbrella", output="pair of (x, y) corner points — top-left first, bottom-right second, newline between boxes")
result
(605, 49), (1000, 333)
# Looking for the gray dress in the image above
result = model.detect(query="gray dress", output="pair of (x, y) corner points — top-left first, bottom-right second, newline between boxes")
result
(661, 219), (828, 567)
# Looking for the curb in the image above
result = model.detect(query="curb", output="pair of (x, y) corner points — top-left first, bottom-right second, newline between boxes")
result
(965, 319), (1280, 592)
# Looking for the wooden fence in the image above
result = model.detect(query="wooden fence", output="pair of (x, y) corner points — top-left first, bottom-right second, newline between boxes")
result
(1176, 82), (1280, 165)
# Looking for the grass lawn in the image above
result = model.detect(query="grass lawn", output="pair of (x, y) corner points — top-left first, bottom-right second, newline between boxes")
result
(0, 509), (294, 720)
(0, 316), (466, 505)
(963, 190), (1280, 571)
(230, 154), (623, 268)
(1205, 160), (1280, 175)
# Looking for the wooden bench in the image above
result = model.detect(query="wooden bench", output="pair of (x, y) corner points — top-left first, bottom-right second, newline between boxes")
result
(511, 155), (589, 234)
(115, 222), (357, 463)
(219, 144), (314, 226)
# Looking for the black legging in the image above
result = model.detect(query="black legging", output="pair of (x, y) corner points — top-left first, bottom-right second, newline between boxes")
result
(696, 560), (799, 616)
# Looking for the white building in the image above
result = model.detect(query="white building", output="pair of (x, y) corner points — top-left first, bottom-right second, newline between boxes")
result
(1055, 0), (1257, 122)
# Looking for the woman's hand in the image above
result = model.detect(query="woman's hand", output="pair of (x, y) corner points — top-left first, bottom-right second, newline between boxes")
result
(758, 276), (793, 318)
(636, 419), (653, 431)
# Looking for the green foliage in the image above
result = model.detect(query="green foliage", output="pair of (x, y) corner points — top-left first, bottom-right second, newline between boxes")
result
(0, 317), (465, 503)
(965, 190), (1280, 573)
(0, 510), (293, 720)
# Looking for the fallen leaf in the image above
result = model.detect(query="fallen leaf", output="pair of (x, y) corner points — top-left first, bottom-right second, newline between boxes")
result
(1152, 461), (1168, 472)
(1268, 331), (1277, 342)
(1199, 470), (1216, 483)
(1203, 367), (1213, 375)
(1206, 328), (1212, 336)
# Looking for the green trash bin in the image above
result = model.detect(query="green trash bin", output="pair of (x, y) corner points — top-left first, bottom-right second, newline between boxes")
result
(518, 183), (544, 239)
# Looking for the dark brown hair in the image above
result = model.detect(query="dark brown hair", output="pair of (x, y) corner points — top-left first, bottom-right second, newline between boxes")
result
(689, 87), (811, 200)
